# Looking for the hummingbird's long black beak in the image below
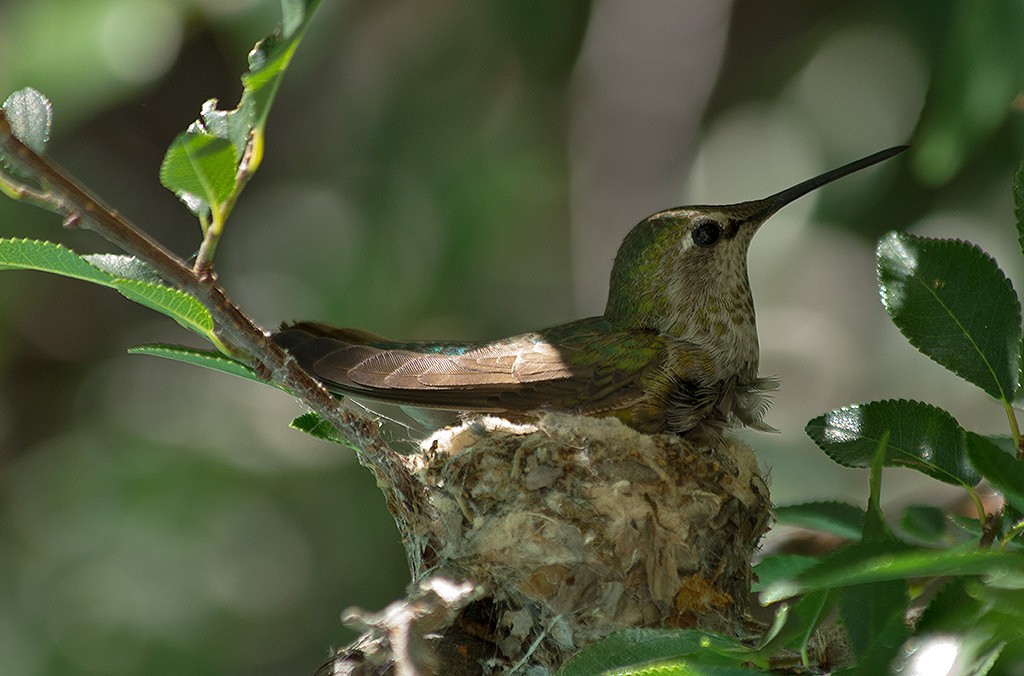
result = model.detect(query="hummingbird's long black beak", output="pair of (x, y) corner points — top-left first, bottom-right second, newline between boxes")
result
(746, 145), (909, 222)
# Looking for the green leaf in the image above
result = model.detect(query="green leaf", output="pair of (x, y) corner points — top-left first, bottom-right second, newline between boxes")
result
(754, 589), (833, 660)
(128, 344), (264, 385)
(877, 232), (1021, 402)
(280, 0), (315, 38)
(900, 505), (949, 542)
(159, 131), (237, 212)
(0, 239), (220, 342)
(0, 237), (114, 285)
(805, 399), (980, 486)
(916, 578), (982, 634)
(773, 502), (866, 540)
(290, 412), (358, 451)
(752, 555), (819, 593)
(112, 279), (214, 340)
(193, 0), (322, 172)
(970, 583), (1024, 620)
(2, 87), (52, 154)
(838, 581), (909, 669)
(558, 628), (748, 676)
(763, 541), (1024, 604)
(965, 432), (1024, 514)
(864, 431), (897, 543)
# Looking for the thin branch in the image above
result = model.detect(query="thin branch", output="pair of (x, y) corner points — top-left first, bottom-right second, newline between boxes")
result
(0, 109), (418, 515)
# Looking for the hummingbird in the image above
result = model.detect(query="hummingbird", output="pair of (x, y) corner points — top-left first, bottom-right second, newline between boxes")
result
(273, 146), (907, 439)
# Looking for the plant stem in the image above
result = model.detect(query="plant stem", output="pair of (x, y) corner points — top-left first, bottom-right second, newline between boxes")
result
(1004, 400), (1023, 459)
(0, 109), (417, 515)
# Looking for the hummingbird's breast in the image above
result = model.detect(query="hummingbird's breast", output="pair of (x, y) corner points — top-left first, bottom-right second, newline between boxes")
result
(664, 266), (760, 382)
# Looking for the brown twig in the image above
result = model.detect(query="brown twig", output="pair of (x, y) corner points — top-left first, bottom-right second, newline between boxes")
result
(0, 109), (418, 516)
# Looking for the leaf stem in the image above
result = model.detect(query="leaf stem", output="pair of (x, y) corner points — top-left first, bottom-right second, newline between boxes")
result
(964, 484), (990, 543)
(192, 128), (257, 275)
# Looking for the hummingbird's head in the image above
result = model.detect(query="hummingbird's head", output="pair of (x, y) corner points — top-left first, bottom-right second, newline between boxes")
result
(604, 146), (908, 368)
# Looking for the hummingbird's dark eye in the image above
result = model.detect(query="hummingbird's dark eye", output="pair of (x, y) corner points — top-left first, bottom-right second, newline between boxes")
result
(691, 219), (722, 247)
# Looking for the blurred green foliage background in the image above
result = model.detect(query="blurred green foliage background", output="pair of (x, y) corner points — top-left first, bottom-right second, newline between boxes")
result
(0, 0), (1021, 673)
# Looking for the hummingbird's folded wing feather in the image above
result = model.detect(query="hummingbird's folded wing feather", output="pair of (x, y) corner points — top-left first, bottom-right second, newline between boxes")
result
(272, 320), (664, 414)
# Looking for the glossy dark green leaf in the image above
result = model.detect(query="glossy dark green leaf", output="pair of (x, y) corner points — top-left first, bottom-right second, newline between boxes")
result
(773, 502), (865, 540)
(2, 87), (51, 154)
(806, 399), (980, 486)
(878, 232), (1021, 401)
(965, 432), (1024, 514)
(160, 131), (237, 211)
(900, 505), (948, 542)
(558, 628), (748, 676)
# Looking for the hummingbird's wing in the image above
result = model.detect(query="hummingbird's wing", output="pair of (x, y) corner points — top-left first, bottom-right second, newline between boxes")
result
(272, 319), (664, 415)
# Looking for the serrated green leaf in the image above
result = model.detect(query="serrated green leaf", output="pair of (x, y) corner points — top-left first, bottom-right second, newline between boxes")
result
(290, 412), (357, 451)
(128, 344), (265, 385)
(805, 400), (980, 486)
(763, 541), (1024, 604)
(877, 232), (1021, 402)
(752, 555), (819, 593)
(82, 254), (164, 284)
(160, 131), (237, 211)
(917, 578), (981, 633)
(900, 504), (949, 542)
(0, 237), (114, 284)
(0, 239), (221, 343)
(773, 501), (866, 541)
(112, 279), (214, 339)
(2, 87), (52, 154)
(558, 628), (747, 676)
(965, 432), (1024, 514)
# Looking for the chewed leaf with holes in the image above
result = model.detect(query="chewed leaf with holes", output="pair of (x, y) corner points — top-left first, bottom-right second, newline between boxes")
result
(805, 399), (979, 486)
(877, 232), (1021, 402)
